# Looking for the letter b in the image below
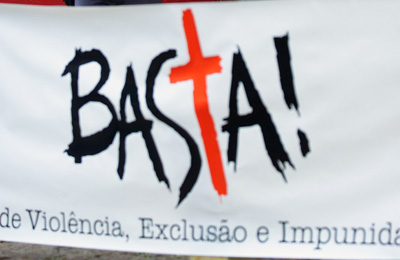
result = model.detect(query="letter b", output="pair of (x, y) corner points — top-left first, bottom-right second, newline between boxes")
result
(62, 49), (118, 163)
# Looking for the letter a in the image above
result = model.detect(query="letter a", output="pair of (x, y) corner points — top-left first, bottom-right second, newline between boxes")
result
(222, 49), (294, 181)
(118, 65), (169, 188)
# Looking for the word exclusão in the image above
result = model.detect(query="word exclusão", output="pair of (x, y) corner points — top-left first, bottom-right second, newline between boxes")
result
(62, 9), (310, 206)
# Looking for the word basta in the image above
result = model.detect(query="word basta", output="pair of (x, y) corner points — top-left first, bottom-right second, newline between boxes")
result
(62, 9), (309, 206)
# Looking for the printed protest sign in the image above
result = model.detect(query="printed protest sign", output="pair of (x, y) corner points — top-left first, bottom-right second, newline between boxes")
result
(0, 0), (400, 258)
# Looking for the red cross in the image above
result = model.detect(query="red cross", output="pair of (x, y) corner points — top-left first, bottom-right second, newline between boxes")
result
(170, 9), (227, 196)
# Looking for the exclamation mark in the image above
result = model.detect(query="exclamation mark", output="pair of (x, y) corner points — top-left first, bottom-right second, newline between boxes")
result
(274, 33), (310, 157)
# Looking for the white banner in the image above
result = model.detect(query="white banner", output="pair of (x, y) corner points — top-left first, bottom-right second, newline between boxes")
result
(1, 0), (400, 258)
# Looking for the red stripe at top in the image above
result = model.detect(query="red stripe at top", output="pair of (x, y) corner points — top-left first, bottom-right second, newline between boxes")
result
(0, 0), (65, 5)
